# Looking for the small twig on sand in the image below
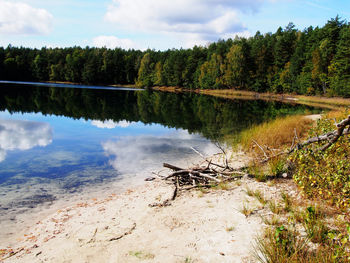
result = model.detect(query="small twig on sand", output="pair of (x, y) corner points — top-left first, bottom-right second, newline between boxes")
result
(108, 223), (136, 242)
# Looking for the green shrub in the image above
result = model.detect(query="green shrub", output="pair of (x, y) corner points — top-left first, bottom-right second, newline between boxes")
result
(291, 111), (350, 209)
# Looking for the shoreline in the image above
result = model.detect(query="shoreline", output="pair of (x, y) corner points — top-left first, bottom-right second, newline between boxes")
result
(150, 86), (350, 109)
(1, 150), (300, 263)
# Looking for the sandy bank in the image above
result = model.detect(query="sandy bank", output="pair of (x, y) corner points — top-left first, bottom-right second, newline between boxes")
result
(0, 151), (301, 263)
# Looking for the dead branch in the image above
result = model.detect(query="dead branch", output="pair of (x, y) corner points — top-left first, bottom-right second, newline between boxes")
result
(214, 142), (230, 169)
(108, 223), (136, 242)
(163, 163), (183, 171)
(190, 147), (227, 169)
(291, 115), (350, 152)
(319, 115), (350, 151)
(198, 173), (221, 183)
(252, 139), (268, 159)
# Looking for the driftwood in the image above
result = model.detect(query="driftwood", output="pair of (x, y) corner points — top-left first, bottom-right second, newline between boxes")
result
(160, 146), (247, 202)
(162, 162), (244, 188)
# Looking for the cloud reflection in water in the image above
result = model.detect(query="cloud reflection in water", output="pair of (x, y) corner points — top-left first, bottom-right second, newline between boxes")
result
(0, 119), (52, 162)
(102, 129), (217, 175)
(91, 119), (131, 129)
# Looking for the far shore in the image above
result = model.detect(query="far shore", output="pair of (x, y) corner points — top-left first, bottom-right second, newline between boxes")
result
(9, 80), (350, 109)
(151, 86), (350, 109)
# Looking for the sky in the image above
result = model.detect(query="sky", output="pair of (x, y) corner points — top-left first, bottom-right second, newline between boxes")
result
(0, 0), (349, 50)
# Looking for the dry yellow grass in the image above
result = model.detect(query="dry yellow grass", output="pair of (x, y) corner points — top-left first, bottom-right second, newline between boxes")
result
(196, 89), (350, 109)
(239, 115), (314, 151)
(324, 108), (349, 119)
(297, 95), (350, 107)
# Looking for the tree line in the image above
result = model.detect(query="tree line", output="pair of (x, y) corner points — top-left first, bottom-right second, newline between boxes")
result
(0, 17), (349, 96)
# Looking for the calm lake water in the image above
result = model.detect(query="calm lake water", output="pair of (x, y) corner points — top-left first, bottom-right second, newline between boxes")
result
(0, 81), (322, 243)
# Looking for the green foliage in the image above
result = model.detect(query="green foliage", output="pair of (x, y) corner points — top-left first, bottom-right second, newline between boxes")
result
(198, 53), (224, 89)
(255, 223), (350, 262)
(302, 206), (329, 243)
(254, 226), (310, 263)
(281, 192), (292, 212)
(269, 158), (286, 177)
(328, 26), (350, 97)
(1, 17), (349, 96)
(136, 53), (153, 87)
(248, 164), (267, 182)
(224, 44), (249, 88)
(291, 111), (350, 209)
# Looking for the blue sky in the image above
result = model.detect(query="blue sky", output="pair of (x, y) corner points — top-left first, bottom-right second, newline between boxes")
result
(0, 0), (349, 50)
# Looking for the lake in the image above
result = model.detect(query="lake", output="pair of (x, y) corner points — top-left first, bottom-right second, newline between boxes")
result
(0, 81), (321, 243)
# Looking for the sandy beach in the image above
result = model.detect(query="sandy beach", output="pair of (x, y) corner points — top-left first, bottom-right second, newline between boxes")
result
(0, 150), (302, 263)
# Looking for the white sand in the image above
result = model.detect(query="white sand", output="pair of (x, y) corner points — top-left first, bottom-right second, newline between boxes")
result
(1, 152), (296, 263)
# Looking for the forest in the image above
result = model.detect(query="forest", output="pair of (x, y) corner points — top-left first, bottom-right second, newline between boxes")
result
(0, 16), (349, 96)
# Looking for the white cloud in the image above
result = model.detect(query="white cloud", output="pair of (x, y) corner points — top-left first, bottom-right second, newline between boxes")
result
(0, 119), (52, 162)
(101, 131), (219, 175)
(91, 119), (131, 129)
(0, 148), (5, 162)
(92, 35), (137, 50)
(0, 0), (53, 35)
(105, 0), (265, 46)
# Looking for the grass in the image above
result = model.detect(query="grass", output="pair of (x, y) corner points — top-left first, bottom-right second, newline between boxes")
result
(196, 88), (350, 109)
(238, 114), (314, 182)
(128, 251), (155, 260)
(240, 202), (254, 217)
(297, 95), (350, 107)
(255, 194), (350, 262)
(268, 200), (283, 215)
(235, 180), (242, 186)
(225, 225), (235, 232)
(245, 186), (268, 205)
(239, 115), (313, 152)
(253, 190), (268, 206)
(253, 226), (340, 263)
(254, 226), (310, 263)
(281, 192), (292, 213)
(302, 206), (329, 244)
(262, 215), (281, 226)
(213, 182), (230, 190)
(245, 186), (254, 197)
(184, 257), (194, 263)
(247, 164), (268, 182)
